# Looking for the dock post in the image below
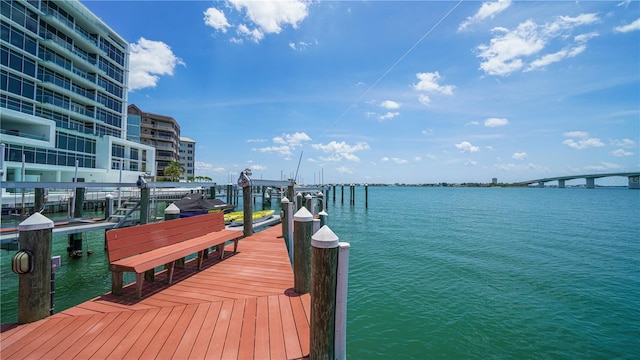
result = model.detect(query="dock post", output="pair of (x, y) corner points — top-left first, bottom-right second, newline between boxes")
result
(16, 213), (53, 324)
(164, 203), (185, 268)
(140, 187), (150, 225)
(210, 185), (216, 199)
(280, 197), (294, 262)
(365, 184), (368, 209)
(319, 210), (328, 227)
(67, 187), (85, 257)
(293, 207), (313, 294)
(310, 225), (339, 360)
(317, 191), (324, 213)
(305, 193), (314, 215)
(341, 185), (344, 204)
(105, 194), (114, 219)
(296, 192), (303, 211)
(226, 184), (232, 204)
(333, 185), (336, 203)
(35, 188), (45, 213)
(287, 185), (295, 202)
(239, 169), (253, 237)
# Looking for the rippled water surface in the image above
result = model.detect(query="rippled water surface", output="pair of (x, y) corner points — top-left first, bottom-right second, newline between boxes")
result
(1, 187), (639, 359)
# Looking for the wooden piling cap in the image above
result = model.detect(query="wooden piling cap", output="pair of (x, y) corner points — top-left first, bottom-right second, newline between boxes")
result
(18, 213), (54, 231)
(164, 203), (180, 214)
(318, 210), (328, 216)
(305, 193), (312, 199)
(293, 207), (313, 222)
(311, 225), (339, 248)
(281, 196), (289, 203)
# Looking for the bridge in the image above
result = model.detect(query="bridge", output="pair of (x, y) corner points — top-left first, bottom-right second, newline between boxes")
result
(519, 172), (640, 189)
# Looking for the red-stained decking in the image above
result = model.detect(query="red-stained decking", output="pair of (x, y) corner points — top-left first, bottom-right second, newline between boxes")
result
(0, 225), (310, 359)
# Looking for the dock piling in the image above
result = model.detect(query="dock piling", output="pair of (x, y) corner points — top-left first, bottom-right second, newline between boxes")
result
(293, 207), (313, 294)
(280, 197), (294, 262)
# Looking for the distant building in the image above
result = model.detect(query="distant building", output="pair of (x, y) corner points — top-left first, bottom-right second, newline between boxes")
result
(1, 0), (155, 183)
(492, 178), (498, 185)
(179, 137), (196, 181)
(127, 104), (180, 180)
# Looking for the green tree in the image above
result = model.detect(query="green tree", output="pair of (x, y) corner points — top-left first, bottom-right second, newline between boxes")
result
(163, 160), (184, 182)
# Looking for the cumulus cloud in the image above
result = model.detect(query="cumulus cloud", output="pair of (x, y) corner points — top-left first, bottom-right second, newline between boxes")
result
(128, 38), (185, 91)
(512, 152), (527, 160)
(611, 138), (636, 148)
(381, 157), (409, 164)
(312, 141), (370, 162)
(196, 161), (226, 174)
(455, 141), (480, 153)
(477, 14), (599, 76)
(336, 166), (352, 174)
(611, 149), (634, 157)
(289, 40), (317, 51)
(253, 132), (311, 156)
(484, 117), (509, 127)
(379, 112), (400, 121)
(562, 131), (604, 150)
(614, 18), (640, 33)
(380, 100), (401, 109)
(203, 7), (230, 32)
(413, 72), (455, 106)
(458, 0), (512, 31)
(204, 0), (309, 43)
(583, 162), (621, 171)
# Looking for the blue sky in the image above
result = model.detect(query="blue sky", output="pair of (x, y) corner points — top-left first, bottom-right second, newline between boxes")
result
(83, 0), (639, 185)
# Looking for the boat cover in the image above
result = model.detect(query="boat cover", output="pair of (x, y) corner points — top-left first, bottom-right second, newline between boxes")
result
(173, 194), (235, 216)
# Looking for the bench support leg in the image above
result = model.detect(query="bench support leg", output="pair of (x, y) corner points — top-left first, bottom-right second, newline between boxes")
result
(166, 262), (175, 284)
(233, 239), (239, 253)
(197, 250), (205, 270)
(112, 271), (123, 295)
(219, 243), (226, 260)
(136, 273), (145, 298)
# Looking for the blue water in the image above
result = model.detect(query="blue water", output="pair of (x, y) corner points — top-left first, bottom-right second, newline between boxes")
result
(1, 187), (639, 359)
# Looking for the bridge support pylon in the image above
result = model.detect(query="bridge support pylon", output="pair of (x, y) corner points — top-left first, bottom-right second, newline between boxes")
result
(629, 176), (640, 189)
(538, 181), (545, 188)
(558, 180), (565, 188)
(586, 177), (595, 189)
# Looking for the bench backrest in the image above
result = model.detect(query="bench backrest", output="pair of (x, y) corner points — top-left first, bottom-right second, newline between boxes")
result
(106, 212), (226, 262)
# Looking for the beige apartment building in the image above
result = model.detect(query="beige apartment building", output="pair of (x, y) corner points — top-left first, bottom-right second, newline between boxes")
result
(127, 104), (180, 180)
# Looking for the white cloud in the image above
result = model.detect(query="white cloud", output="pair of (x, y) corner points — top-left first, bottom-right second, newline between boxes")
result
(611, 149), (634, 157)
(583, 162), (621, 171)
(246, 138), (267, 143)
(422, 129), (434, 136)
(611, 138), (636, 148)
(128, 38), (185, 91)
(379, 112), (400, 121)
(251, 164), (267, 171)
(484, 117), (509, 127)
(313, 141), (370, 162)
(380, 100), (401, 109)
(455, 141), (480, 153)
(478, 14), (599, 76)
(614, 18), (640, 33)
(289, 40), (317, 51)
(563, 138), (604, 149)
(253, 132), (311, 156)
(206, 0), (309, 43)
(466, 121), (480, 126)
(382, 157), (409, 164)
(254, 145), (292, 156)
(203, 7), (230, 32)
(413, 72), (455, 94)
(196, 161), (226, 174)
(417, 94), (431, 106)
(458, 0), (512, 31)
(564, 131), (589, 138)
(512, 152), (527, 160)
(336, 166), (352, 174)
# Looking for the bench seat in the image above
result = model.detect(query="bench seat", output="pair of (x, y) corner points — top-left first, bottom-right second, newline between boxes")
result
(106, 212), (242, 298)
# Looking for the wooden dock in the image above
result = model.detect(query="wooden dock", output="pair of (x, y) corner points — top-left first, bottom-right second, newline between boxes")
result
(0, 225), (310, 359)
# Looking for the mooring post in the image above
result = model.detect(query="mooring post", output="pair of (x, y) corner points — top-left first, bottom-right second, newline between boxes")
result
(238, 169), (253, 237)
(140, 187), (150, 225)
(296, 192), (304, 211)
(319, 210), (328, 227)
(17, 213), (53, 324)
(341, 185), (344, 204)
(317, 191), (324, 213)
(365, 184), (369, 209)
(281, 197), (294, 262)
(164, 203), (185, 267)
(305, 193), (314, 216)
(293, 207), (313, 294)
(105, 194), (114, 219)
(335, 241), (351, 359)
(310, 225), (339, 360)
(333, 185), (336, 203)
(210, 185), (216, 199)
(34, 188), (45, 213)
(67, 187), (85, 257)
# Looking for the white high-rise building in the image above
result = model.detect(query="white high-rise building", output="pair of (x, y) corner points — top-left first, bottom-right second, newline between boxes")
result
(1, 0), (155, 184)
(179, 137), (195, 181)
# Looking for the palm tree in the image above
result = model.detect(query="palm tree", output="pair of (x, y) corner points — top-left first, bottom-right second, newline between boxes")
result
(163, 160), (184, 182)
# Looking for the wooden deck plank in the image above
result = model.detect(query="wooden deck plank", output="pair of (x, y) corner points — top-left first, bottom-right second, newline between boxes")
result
(280, 294), (304, 360)
(238, 297), (257, 359)
(171, 303), (210, 359)
(221, 298), (246, 359)
(254, 296), (270, 359)
(0, 225), (314, 360)
(268, 295), (288, 360)
(206, 300), (234, 359)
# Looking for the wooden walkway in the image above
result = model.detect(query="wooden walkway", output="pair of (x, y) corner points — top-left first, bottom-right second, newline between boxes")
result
(0, 225), (310, 359)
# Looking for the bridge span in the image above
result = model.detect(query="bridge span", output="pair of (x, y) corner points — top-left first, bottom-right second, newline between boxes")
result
(520, 172), (640, 189)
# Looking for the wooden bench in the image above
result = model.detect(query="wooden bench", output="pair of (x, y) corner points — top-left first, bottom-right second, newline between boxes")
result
(105, 212), (242, 298)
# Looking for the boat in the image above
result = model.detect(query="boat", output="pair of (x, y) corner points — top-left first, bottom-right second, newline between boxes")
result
(225, 209), (276, 227)
(173, 194), (235, 217)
